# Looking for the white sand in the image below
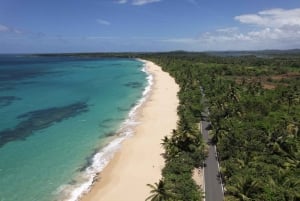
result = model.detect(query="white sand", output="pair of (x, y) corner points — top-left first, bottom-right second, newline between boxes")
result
(81, 60), (179, 201)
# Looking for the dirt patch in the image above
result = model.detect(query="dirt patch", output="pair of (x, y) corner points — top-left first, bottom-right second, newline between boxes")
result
(270, 72), (300, 81)
(232, 72), (300, 90)
(262, 83), (276, 90)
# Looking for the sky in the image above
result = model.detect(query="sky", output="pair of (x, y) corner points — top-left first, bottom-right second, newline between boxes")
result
(0, 0), (300, 53)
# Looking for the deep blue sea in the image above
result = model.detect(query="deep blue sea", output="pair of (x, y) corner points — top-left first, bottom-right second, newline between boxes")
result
(0, 55), (149, 201)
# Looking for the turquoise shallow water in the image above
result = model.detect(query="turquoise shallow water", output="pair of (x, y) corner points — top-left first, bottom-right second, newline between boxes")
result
(0, 55), (147, 201)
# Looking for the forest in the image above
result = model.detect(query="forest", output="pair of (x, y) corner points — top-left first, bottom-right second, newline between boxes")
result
(141, 51), (300, 201)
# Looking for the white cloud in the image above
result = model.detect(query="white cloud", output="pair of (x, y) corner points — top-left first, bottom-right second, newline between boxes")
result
(84, 36), (119, 40)
(0, 24), (9, 32)
(216, 27), (239, 33)
(132, 0), (161, 5)
(162, 8), (300, 50)
(186, 0), (199, 6)
(235, 8), (300, 28)
(116, 0), (161, 6)
(0, 24), (22, 34)
(116, 0), (127, 4)
(97, 19), (111, 25)
(233, 8), (300, 47)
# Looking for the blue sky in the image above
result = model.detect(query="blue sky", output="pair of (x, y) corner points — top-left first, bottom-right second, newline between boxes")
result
(0, 0), (300, 53)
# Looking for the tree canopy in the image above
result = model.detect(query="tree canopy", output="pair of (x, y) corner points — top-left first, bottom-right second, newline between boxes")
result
(142, 51), (299, 201)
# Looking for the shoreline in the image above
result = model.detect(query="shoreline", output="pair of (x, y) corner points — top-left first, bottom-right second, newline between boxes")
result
(80, 59), (179, 201)
(58, 59), (153, 201)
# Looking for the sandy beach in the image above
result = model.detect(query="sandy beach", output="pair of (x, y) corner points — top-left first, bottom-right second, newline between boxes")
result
(81, 60), (179, 201)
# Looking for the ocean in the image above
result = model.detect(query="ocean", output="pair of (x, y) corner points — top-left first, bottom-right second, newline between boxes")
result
(0, 55), (150, 201)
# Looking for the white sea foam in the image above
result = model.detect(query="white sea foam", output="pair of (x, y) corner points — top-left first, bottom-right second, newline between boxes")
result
(57, 60), (153, 201)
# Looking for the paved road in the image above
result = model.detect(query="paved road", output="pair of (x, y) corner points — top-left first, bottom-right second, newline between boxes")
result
(201, 119), (224, 201)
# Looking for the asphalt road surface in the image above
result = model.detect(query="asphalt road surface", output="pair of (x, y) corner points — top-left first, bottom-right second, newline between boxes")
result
(201, 120), (224, 201)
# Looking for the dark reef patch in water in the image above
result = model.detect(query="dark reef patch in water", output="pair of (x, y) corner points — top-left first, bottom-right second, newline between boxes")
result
(124, 81), (143, 89)
(99, 118), (114, 128)
(19, 81), (38, 85)
(0, 96), (22, 108)
(78, 149), (98, 172)
(0, 65), (66, 92)
(0, 67), (61, 82)
(104, 131), (115, 137)
(99, 118), (123, 128)
(0, 84), (15, 91)
(117, 106), (130, 112)
(0, 102), (88, 148)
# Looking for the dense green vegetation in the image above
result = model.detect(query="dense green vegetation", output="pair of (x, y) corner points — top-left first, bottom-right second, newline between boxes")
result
(142, 52), (300, 201)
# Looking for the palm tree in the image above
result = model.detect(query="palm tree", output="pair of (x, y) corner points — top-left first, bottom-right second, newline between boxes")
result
(226, 175), (262, 201)
(275, 169), (300, 201)
(146, 180), (171, 201)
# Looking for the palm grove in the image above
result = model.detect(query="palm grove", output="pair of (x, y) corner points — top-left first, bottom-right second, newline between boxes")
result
(142, 51), (300, 201)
